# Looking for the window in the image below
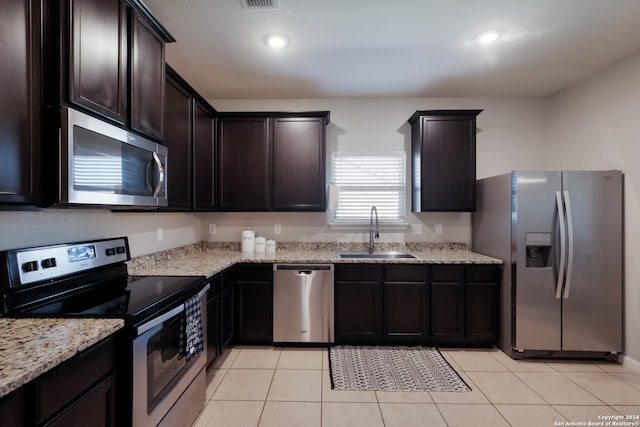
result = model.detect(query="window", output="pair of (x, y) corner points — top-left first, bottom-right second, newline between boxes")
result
(330, 151), (406, 224)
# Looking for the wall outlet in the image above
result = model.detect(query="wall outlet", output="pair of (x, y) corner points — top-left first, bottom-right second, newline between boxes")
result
(209, 223), (216, 234)
(411, 224), (422, 235)
(435, 224), (443, 235)
(156, 227), (163, 241)
(274, 224), (281, 235)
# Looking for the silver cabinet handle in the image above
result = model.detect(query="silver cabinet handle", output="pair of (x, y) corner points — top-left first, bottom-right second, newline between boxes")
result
(555, 191), (566, 299)
(152, 152), (165, 197)
(563, 190), (574, 298)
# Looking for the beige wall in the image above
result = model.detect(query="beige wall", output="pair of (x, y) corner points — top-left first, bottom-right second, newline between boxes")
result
(0, 210), (202, 258)
(547, 50), (640, 370)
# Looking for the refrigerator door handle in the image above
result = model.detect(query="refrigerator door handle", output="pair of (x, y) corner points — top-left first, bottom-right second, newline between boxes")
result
(563, 190), (575, 298)
(555, 191), (567, 299)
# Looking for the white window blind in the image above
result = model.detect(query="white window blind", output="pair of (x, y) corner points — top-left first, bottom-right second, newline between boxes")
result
(330, 152), (406, 224)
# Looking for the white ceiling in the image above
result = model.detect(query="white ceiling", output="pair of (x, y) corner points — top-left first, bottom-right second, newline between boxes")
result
(143, 0), (640, 100)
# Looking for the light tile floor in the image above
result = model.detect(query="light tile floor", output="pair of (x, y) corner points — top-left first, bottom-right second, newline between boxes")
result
(193, 346), (640, 427)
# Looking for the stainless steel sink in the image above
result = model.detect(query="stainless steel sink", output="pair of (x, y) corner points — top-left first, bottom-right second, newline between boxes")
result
(337, 251), (416, 259)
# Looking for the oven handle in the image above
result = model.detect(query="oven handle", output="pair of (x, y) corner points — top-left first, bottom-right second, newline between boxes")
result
(135, 283), (209, 336)
(136, 304), (184, 336)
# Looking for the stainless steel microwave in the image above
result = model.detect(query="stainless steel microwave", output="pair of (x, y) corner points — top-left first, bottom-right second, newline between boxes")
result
(58, 108), (168, 208)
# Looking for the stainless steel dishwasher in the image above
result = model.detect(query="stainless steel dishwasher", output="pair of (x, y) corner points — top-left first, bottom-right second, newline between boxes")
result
(273, 264), (334, 343)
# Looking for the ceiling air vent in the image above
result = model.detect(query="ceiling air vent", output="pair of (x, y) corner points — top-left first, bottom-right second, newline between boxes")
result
(240, 0), (280, 9)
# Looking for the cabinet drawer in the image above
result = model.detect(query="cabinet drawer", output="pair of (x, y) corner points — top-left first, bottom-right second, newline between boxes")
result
(384, 265), (427, 282)
(335, 264), (383, 281)
(36, 336), (117, 424)
(467, 265), (499, 282)
(235, 263), (272, 281)
(430, 265), (464, 282)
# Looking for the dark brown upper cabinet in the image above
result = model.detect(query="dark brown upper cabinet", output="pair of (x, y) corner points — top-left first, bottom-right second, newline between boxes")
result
(130, 8), (166, 140)
(218, 116), (270, 211)
(162, 65), (216, 211)
(409, 110), (482, 212)
(272, 117), (326, 211)
(164, 69), (193, 210)
(68, 0), (128, 125)
(43, 0), (174, 140)
(0, 0), (43, 206)
(193, 101), (216, 210)
(217, 112), (330, 212)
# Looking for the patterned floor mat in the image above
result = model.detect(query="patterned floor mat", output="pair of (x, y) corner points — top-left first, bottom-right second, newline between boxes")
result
(329, 345), (471, 392)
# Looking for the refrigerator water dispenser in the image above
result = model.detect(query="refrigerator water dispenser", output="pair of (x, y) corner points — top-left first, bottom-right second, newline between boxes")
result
(525, 232), (551, 268)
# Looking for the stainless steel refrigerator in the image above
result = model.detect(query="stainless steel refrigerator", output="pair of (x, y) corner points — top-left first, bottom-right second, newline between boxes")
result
(472, 171), (623, 360)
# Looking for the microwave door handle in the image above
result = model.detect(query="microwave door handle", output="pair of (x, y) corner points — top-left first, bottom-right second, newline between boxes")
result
(151, 152), (165, 197)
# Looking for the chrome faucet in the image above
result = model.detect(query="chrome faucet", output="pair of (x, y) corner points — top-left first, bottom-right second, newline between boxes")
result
(368, 206), (379, 253)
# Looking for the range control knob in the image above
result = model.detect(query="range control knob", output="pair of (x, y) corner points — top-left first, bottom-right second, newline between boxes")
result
(21, 261), (39, 272)
(106, 248), (116, 256)
(116, 246), (126, 254)
(41, 258), (57, 269)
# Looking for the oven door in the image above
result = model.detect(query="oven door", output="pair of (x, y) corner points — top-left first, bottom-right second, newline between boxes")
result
(132, 285), (208, 427)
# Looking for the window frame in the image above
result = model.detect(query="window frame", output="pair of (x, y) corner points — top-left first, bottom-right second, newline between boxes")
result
(328, 150), (407, 225)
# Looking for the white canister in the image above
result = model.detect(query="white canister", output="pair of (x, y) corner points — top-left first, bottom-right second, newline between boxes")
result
(266, 239), (276, 253)
(254, 236), (266, 252)
(241, 230), (255, 253)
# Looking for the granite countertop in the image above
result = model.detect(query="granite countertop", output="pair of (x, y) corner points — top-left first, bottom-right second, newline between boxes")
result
(128, 242), (503, 277)
(0, 318), (124, 399)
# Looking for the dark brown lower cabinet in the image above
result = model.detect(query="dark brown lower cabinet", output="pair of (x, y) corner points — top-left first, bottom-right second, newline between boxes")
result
(36, 335), (118, 426)
(1, 334), (120, 427)
(466, 265), (500, 345)
(383, 265), (429, 343)
(220, 266), (235, 347)
(0, 387), (28, 427)
(334, 264), (383, 343)
(430, 265), (465, 343)
(335, 263), (499, 346)
(44, 375), (116, 427)
(206, 275), (221, 371)
(234, 264), (272, 344)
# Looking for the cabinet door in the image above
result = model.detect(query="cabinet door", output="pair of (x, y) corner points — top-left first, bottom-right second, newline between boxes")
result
(44, 375), (116, 427)
(430, 265), (465, 342)
(334, 265), (383, 344)
(466, 265), (499, 344)
(0, 0), (42, 205)
(37, 336), (117, 425)
(272, 117), (325, 211)
(131, 11), (165, 140)
(0, 387), (28, 427)
(218, 118), (270, 211)
(235, 281), (273, 344)
(193, 103), (215, 210)
(163, 74), (192, 209)
(69, 0), (127, 124)
(220, 268), (235, 347)
(206, 275), (221, 370)
(383, 265), (429, 343)
(410, 110), (480, 212)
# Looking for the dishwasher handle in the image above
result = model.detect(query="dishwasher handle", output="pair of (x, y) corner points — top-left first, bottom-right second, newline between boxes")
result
(274, 264), (334, 271)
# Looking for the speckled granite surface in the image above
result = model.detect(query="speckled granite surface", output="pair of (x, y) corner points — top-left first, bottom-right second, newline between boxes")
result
(128, 242), (502, 277)
(0, 318), (124, 398)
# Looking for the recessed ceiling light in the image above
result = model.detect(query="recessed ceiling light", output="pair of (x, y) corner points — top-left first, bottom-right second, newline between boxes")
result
(264, 33), (290, 48)
(475, 30), (500, 45)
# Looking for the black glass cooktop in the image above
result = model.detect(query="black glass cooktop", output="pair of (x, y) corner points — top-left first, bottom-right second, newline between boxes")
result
(4, 273), (205, 325)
